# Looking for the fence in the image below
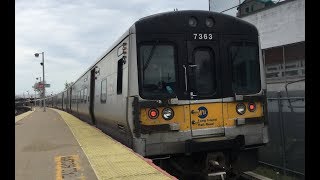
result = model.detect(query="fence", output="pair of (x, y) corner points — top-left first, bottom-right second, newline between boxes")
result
(258, 85), (305, 178)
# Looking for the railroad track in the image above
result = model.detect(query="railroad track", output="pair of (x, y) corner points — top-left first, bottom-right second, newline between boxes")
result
(239, 171), (273, 180)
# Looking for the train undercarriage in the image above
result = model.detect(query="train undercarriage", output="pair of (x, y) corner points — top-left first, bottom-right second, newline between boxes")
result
(153, 148), (258, 180)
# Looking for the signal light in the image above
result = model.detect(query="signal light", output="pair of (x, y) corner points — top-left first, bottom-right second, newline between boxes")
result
(248, 102), (256, 112)
(148, 108), (159, 119)
(189, 17), (197, 27)
(206, 17), (215, 27)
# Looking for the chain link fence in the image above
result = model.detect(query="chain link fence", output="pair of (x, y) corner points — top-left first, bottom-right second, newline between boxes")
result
(258, 83), (305, 178)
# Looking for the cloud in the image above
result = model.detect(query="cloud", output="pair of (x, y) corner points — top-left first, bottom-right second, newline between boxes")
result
(15, 0), (228, 96)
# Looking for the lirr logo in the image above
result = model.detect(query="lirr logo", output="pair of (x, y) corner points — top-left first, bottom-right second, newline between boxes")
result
(198, 106), (208, 119)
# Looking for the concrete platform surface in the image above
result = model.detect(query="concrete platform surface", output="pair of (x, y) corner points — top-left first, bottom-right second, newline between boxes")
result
(15, 107), (175, 180)
(15, 107), (98, 180)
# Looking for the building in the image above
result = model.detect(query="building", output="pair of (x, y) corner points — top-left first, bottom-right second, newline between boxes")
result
(237, 0), (275, 17)
(236, 0), (305, 175)
(238, 0), (305, 92)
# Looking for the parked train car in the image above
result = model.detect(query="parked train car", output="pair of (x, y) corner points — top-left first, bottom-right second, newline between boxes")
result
(42, 10), (269, 177)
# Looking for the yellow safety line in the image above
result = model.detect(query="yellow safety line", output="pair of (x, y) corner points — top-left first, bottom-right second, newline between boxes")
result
(51, 108), (175, 180)
(55, 156), (63, 180)
(15, 111), (34, 123)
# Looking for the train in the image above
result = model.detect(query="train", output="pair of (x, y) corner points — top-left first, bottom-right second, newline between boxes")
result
(35, 10), (269, 179)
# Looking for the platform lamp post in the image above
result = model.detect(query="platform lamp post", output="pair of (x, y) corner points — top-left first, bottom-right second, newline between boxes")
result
(34, 52), (46, 112)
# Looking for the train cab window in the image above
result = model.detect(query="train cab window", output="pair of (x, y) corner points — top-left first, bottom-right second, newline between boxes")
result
(229, 43), (261, 94)
(139, 44), (176, 98)
(101, 79), (107, 103)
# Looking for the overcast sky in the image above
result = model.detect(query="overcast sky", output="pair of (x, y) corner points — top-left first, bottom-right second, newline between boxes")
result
(15, 0), (241, 98)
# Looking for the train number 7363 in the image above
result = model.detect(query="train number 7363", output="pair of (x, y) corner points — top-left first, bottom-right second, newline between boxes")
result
(193, 33), (213, 40)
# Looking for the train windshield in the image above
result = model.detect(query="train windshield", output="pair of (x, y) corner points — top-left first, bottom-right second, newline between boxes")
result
(139, 44), (176, 98)
(230, 43), (261, 94)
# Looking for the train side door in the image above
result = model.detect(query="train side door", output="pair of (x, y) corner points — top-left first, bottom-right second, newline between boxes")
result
(89, 68), (96, 125)
(186, 40), (225, 137)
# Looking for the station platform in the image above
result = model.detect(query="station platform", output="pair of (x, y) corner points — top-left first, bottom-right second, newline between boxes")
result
(15, 107), (176, 180)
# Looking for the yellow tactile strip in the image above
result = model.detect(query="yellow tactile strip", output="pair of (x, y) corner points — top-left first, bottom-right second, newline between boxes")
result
(15, 110), (34, 123)
(51, 108), (176, 180)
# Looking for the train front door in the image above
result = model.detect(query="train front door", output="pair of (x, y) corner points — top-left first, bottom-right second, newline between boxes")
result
(186, 40), (225, 137)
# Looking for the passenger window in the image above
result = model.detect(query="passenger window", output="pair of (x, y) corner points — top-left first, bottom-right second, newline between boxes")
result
(101, 79), (107, 103)
(78, 91), (81, 103)
(84, 88), (87, 103)
(81, 89), (84, 103)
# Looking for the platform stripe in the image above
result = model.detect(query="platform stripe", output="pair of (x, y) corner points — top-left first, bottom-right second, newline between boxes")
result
(15, 111), (34, 123)
(55, 155), (86, 180)
(51, 108), (175, 180)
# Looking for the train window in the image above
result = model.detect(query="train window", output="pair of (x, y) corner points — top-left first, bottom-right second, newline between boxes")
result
(193, 48), (216, 96)
(229, 43), (261, 94)
(101, 79), (107, 103)
(139, 44), (176, 98)
(84, 88), (87, 103)
(78, 91), (81, 104)
(81, 89), (84, 103)
(117, 59), (123, 94)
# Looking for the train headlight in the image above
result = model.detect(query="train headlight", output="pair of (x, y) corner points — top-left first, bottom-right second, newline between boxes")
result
(189, 17), (197, 27)
(206, 17), (214, 27)
(236, 103), (246, 115)
(162, 107), (174, 120)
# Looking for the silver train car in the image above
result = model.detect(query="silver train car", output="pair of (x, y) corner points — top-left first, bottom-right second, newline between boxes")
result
(41, 10), (269, 178)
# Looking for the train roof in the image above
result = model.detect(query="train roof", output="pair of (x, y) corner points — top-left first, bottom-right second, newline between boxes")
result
(61, 10), (259, 94)
(135, 10), (258, 35)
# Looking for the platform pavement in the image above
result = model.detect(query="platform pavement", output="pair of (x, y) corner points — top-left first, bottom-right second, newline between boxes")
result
(15, 107), (175, 180)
